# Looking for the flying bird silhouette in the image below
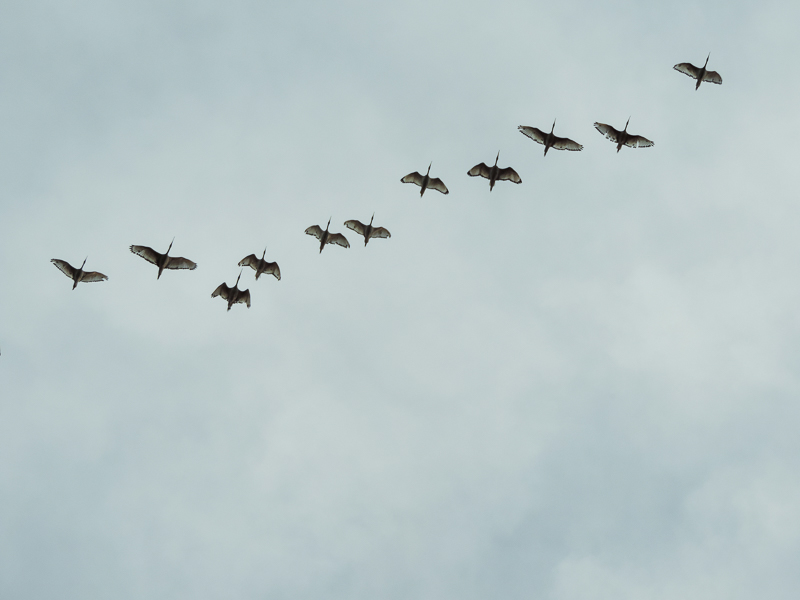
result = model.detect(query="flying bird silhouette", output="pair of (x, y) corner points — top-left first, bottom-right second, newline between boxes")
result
(51, 257), (108, 289)
(594, 119), (654, 153)
(674, 54), (722, 90)
(239, 248), (281, 280)
(518, 120), (583, 156)
(344, 214), (391, 246)
(211, 270), (251, 311)
(305, 218), (350, 253)
(130, 239), (197, 279)
(467, 152), (521, 191)
(401, 163), (449, 196)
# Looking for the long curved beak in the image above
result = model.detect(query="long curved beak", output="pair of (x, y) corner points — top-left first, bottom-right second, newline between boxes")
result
(262, 247), (267, 260)
(81, 257), (87, 269)
(624, 117), (630, 132)
(552, 119), (556, 132)
(427, 162), (431, 175)
(495, 151), (499, 165)
(167, 237), (175, 254)
(370, 213), (374, 225)
(236, 269), (242, 287)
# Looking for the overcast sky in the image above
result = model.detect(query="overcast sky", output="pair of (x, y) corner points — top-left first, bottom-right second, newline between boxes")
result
(2, 1), (800, 598)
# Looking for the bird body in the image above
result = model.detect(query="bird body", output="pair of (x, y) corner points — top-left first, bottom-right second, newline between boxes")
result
(239, 248), (281, 280)
(401, 163), (449, 196)
(594, 118), (654, 152)
(467, 152), (521, 191)
(305, 218), (350, 253)
(51, 258), (108, 289)
(518, 120), (583, 156)
(674, 54), (722, 90)
(211, 271), (251, 311)
(344, 214), (391, 246)
(130, 239), (197, 279)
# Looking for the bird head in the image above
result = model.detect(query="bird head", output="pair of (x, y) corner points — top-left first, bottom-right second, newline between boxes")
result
(551, 119), (556, 132)
(261, 247), (267, 260)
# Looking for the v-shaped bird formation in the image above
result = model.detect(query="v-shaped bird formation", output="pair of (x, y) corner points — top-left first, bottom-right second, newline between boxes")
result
(46, 55), (721, 315)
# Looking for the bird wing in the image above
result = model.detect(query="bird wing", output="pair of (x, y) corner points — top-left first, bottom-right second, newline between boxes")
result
(427, 177), (449, 194)
(673, 62), (701, 79)
(237, 289), (251, 308)
(80, 270), (108, 283)
(467, 163), (491, 178)
(263, 261), (281, 280)
(344, 220), (366, 236)
(130, 245), (160, 265)
(703, 70), (722, 84)
(305, 225), (324, 240)
(497, 167), (522, 183)
(551, 135), (583, 151)
(400, 172), (424, 187)
(165, 256), (197, 270)
(327, 233), (350, 248)
(211, 283), (230, 300)
(624, 135), (654, 148)
(238, 254), (259, 270)
(369, 227), (391, 240)
(51, 259), (75, 279)
(594, 122), (620, 143)
(518, 125), (547, 145)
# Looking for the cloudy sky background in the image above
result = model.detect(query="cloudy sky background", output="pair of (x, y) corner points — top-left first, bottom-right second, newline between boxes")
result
(2, 0), (800, 598)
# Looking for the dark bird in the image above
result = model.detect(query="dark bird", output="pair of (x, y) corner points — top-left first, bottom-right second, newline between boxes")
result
(467, 152), (521, 191)
(130, 238), (197, 279)
(51, 257), (108, 289)
(344, 214), (391, 246)
(211, 270), (251, 311)
(594, 119), (654, 153)
(674, 54), (722, 90)
(401, 163), (449, 196)
(518, 120), (583, 156)
(239, 248), (281, 281)
(305, 218), (350, 253)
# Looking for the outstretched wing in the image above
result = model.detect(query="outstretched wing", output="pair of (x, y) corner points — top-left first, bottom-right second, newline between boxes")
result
(211, 283), (231, 300)
(673, 62), (700, 80)
(518, 125), (547, 145)
(594, 122), (620, 143)
(624, 135), (654, 149)
(703, 70), (722, 85)
(237, 289), (251, 308)
(467, 163), (491, 178)
(80, 271), (108, 283)
(130, 245), (160, 265)
(369, 227), (391, 240)
(427, 177), (449, 194)
(305, 225), (324, 240)
(262, 261), (281, 280)
(327, 233), (350, 248)
(497, 167), (522, 183)
(344, 220), (366, 236)
(238, 254), (259, 271)
(401, 172), (424, 187)
(165, 256), (197, 270)
(551, 135), (583, 151)
(51, 259), (75, 279)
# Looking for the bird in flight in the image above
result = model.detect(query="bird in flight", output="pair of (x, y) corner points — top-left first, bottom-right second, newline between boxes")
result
(467, 152), (521, 191)
(344, 214), (391, 246)
(129, 238), (197, 279)
(51, 257), (108, 289)
(674, 54), (722, 90)
(239, 248), (281, 281)
(518, 120), (583, 156)
(401, 163), (449, 196)
(305, 218), (350, 253)
(594, 119), (654, 153)
(211, 270), (251, 311)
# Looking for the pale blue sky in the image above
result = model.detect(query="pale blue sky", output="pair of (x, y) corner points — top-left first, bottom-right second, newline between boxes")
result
(2, 1), (800, 598)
